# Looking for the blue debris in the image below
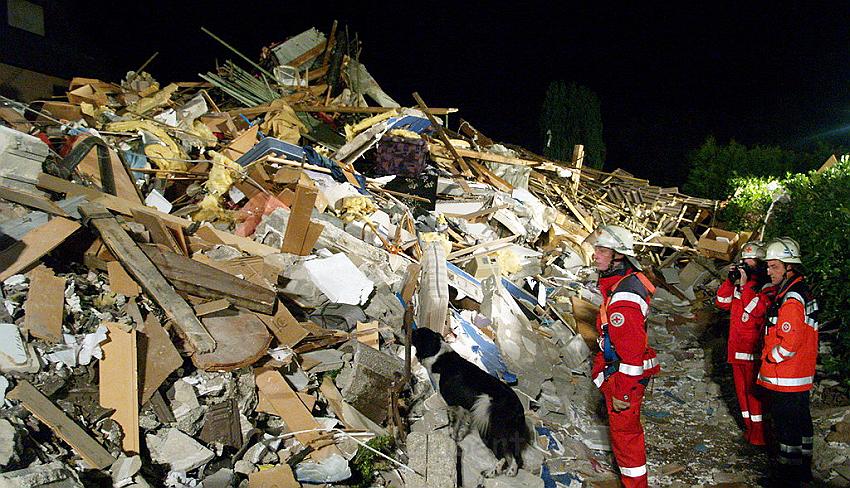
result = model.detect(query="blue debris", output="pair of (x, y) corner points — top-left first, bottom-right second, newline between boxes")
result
(663, 390), (687, 405)
(694, 443), (709, 453)
(643, 409), (672, 420)
(452, 311), (516, 383)
(541, 464), (581, 488)
(535, 426), (564, 454)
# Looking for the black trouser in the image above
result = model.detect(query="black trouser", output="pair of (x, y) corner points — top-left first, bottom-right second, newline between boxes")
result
(768, 390), (813, 486)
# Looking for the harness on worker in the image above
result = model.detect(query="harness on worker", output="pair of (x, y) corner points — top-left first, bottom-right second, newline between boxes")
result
(600, 272), (655, 380)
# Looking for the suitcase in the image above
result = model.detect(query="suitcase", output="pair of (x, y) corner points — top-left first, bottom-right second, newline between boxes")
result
(374, 134), (428, 176)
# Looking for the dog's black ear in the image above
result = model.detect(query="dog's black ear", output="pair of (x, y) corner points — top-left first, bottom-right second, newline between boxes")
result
(411, 327), (441, 359)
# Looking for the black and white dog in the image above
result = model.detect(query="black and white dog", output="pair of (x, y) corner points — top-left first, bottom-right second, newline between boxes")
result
(412, 327), (531, 476)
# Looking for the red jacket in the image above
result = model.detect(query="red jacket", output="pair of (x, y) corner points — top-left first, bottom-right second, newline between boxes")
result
(758, 275), (819, 392)
(715, 277), (771, 363)
(591, 269), (660, 401)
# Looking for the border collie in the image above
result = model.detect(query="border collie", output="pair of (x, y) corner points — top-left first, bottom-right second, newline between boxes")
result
(412, 327), (531, 476)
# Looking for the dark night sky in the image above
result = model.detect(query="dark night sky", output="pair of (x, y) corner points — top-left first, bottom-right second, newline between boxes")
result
(16, 2), (850, 186)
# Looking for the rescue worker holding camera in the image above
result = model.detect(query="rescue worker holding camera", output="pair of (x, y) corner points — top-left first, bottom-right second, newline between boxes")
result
(758, 237), (818, 487)
(587, 225), (659, 488)
(715, 241), (771, 445)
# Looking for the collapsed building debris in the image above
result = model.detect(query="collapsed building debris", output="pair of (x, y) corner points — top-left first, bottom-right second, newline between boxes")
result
(0, 21), (847, 488)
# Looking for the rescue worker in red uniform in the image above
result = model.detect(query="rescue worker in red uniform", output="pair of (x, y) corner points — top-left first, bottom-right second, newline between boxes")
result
(586, 225), (659, 488)
(715, 241), (770, 445)
(758, 237), (818, 487)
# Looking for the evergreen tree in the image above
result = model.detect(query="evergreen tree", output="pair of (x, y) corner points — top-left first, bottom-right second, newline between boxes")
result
(539, 81), (605, 169)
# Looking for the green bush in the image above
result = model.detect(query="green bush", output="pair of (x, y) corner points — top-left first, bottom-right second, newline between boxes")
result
(725, 159), (850, 385)
(719, 176), (779, 232)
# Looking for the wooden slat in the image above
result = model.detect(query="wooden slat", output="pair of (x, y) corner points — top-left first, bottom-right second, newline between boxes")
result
(0, 217), (80, 281)
(132, 208), (182, 254)
(141, 245), (276, 314)
(8, 380), (116, 469)
(37, 173), (190, 228)
(79, 203), (215, 353)
(254, 368), (340, 459)
(99, 322), (140, 454)
(0, 186), (69, 216)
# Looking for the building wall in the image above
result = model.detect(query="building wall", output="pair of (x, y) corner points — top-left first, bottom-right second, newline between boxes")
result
(0, 62), (68, 101)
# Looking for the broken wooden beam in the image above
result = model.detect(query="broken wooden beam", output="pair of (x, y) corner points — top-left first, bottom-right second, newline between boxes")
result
(79, 203), (216, 353)
(140, 245), (276, 314)
(8, 380), (116, 469)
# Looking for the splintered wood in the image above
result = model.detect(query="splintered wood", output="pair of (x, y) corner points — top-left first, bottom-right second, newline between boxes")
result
(99, 322), (140, 454)
(23, 268), (66, 343)
(139, 314), (183, 405)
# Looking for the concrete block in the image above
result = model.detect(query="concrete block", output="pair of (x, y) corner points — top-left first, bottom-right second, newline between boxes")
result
(340, 342), (403, 424)
(405, 431), (457, 488)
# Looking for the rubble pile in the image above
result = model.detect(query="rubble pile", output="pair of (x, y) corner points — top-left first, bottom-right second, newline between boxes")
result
(0, 23), (847, 487)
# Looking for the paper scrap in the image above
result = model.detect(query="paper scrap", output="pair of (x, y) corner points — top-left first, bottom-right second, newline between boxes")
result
(79, 325), (109, 365)
(303, 253), (374, 305)
(144, 189), (173, 214)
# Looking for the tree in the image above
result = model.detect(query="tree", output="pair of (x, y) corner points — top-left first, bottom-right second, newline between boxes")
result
(539, 81), (605, 169)
(683, 137), (797, 200)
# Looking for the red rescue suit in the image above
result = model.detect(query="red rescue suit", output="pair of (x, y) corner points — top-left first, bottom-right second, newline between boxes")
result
(758, 275), (818, 485)
(715, 276), (771, 445)
(591, 269), (659, 487)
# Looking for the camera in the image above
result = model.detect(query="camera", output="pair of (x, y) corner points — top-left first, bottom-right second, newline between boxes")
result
(727, 265), (741, 283)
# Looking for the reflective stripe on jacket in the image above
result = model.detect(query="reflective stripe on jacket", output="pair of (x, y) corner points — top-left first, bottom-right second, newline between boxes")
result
(758, 276), (818, 392)
(715, 278), (771, 363)
(591, 270), (660, 400)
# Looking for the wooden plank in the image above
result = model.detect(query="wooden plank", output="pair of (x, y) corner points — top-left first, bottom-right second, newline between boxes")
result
(132, 208), (182, 254)
(107, 261), (141, 297)
(446, 235), (519, 260)
(290, 105), (457, 115)
(0, 217), (80, 282)
(429, 144), (539, 167)
(37, 173), (190, 228)
(196, 224), (279, 257)
(254, 305), (310, 348)
(194, 298), (231, 316)
(0, 186), (69, 216)
(287, 39), (327, 68)
(8, 380), (116, 469)
(79, 203), (215, 354)
(141, 245), (276, 314)
(248, 464), (300, 488)
(139, 314), (183, 405)
(356, 321), (380, 350)
(570, 144), (584, 194)
(281, 183), (319, 255)
(99, 322), (140, 454)
(254, 367), (340, 459)
(401, 263), (421, 305)
(413, 92), (473, 177)
(23, 268), (66, 343)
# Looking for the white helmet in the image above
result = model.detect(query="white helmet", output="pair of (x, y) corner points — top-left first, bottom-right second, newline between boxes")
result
(585, 225), (642, 269)
(764, 237), (802, 264)
(740, 240), (765, 260)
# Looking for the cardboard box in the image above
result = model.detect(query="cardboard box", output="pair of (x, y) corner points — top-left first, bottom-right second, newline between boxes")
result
(697, 227), (739, 261)
(67, 84), (108, 106)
